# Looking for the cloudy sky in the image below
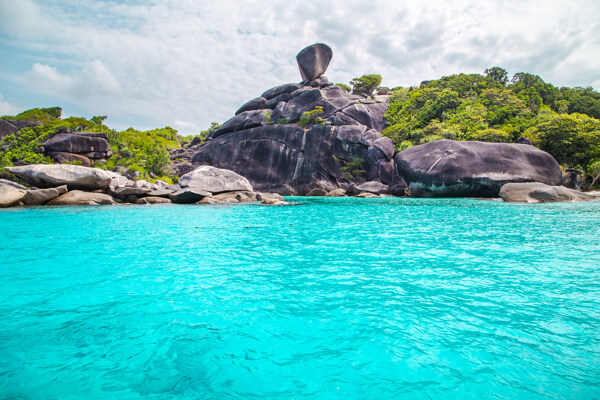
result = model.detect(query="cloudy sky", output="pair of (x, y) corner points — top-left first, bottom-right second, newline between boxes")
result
(1, 0), (599, 135)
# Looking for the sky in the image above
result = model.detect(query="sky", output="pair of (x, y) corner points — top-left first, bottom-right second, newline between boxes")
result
(0, 0), (599, 135)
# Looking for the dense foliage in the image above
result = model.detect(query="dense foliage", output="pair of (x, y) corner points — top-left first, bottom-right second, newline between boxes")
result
(382, 69), (600, 178)
(1, 108), (182, 182)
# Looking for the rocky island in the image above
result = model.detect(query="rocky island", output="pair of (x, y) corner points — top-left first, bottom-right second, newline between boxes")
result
(1, 43), (598, 207)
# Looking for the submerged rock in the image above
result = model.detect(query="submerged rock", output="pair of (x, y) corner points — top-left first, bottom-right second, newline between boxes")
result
(395, 140), (562, 197)
(5, 164), (114, 190)
(499, 182), (598, 203)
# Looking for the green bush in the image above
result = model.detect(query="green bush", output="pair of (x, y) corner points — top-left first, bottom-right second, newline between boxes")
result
(298, 106), (325, 127)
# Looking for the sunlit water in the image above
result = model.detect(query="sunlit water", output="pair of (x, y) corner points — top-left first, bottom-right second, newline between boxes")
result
(1, 197), (599, 399)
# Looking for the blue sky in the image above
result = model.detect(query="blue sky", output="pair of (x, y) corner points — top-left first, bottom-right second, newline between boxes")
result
(1, 0), (599, 135)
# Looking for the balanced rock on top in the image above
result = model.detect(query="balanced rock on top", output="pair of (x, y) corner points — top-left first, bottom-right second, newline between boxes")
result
(296, 43), (333, 82)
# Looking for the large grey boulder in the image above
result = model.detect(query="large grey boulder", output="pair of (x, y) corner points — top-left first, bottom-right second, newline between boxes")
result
(395, 140), (562, 197)
(47, 190), (116, 206)
(5, 164), (114, 189)
(261, 83), (302, 100)
(42, 133), (110, 153)
(23, 185), (68, 205)
(235, 97), (267, 115)
(296, 43), (333, 81)
(0, 119), (40, 140)
(179, 166), (253, 193)
(499, 182), (598, 203)
(0, 184), (27, 207)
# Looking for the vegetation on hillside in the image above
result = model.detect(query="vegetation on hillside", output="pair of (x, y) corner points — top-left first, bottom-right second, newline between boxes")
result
(375, 68), (600, 180)
(3, 68), (600, 188)
(1, 107), (182, 182)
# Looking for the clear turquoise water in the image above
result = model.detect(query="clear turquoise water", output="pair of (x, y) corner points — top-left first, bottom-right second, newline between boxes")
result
(1, 197), (599, 399)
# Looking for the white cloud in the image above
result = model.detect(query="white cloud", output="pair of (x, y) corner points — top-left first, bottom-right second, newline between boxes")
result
(173, 120), (199, 134)
(0, 93), (21, 116)
(1, 0), (599, 132)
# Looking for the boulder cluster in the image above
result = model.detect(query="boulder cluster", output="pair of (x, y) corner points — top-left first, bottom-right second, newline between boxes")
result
(0, 164), (287, 207)
(185, 43), (397, 196)
(37, 131), (113, 166)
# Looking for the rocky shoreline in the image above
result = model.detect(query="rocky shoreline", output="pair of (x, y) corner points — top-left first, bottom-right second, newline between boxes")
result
(2, 43), (598, 207)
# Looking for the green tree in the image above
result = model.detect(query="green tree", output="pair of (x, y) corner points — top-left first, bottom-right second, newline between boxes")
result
(484, 67), (509, 85)
(91, 115), (107, 125)
(588, 160), (600, 187)
(336, 83), (351, 92)
(350, 74), (382, 97)
(525, 113), (600, 168)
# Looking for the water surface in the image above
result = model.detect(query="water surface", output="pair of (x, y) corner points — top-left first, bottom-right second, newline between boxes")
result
(1, 197), (599, 399)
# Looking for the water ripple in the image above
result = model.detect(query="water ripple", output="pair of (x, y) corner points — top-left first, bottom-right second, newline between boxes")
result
(0, 198), (599, 399)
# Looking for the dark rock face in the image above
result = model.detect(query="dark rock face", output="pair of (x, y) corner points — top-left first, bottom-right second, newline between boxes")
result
(0, 119), (40, 140)
(41, 132), (111, 165)
(296, 43), (333, 82)
(261, 83), (302, 100)
(48, 152), (91, 167)
(235, 97), (267, 115)
(43, 133), (109, 153)
(395, 140), (562, 197)
(183, 44), (393, 194)
(562, 168), (582, 190)
(516, 137), (533, 145)
(192, 123), (394, 192)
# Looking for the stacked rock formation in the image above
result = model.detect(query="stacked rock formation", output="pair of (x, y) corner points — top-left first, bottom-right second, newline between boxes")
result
(37, 131), (113, 166)
(190, 43), (395, 195)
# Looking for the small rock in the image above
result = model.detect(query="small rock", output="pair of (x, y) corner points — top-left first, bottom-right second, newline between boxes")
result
(136, 196), (170, 204)
(307, 188), (328, 196)
(325, 188), (346, 197)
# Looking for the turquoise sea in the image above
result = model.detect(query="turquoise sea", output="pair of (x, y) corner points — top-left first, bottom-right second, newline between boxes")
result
(1, 197), (599, 399)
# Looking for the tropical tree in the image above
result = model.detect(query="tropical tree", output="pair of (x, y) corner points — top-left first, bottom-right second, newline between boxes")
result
(350, 74), (382, 96)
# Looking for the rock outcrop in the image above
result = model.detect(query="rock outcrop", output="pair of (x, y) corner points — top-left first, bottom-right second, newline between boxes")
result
(186, 43), (393, 195)
(296, 43), (333, 82)
(394, 140), (562, 197)
(500, 182), (598, 203)
(40, 131), (112, 165)
(5, 164), (114, 189)
(0, 119), (40, 140)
